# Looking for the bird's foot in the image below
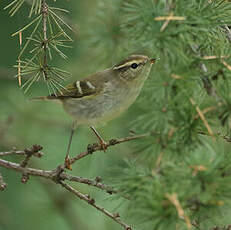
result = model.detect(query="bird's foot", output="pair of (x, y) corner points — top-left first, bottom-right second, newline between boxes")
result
(90, 126), (108, 152)
(65, 156), (72, 170)
(99, 139), (108, 152)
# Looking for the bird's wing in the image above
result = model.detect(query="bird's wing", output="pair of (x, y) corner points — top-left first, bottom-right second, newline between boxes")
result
(49, 74), (104, 99)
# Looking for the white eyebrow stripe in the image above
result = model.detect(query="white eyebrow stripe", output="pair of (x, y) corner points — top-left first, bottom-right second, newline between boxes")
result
(113, 60), (145, 70)
(86, 81), (96, 89)
(76, 81), (83, 94)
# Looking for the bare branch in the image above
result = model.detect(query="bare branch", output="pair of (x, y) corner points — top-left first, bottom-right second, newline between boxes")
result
(60, 174), (115, 195)
(0, 158), (53, 179)
(59, 181), (132, 230)
(0, 156), (130, 229)
(20, 144), (43, 167)
(0, 146), (43, 158)
(0, 149), (43, 157)
(40, 180), (90, 230)
(70, 132), (151, 164)
(0, 132), (150, 229)
(0, 156), (127, 197)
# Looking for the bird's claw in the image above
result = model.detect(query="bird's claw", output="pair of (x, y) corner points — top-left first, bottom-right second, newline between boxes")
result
(65, 156), (72, 170)
(100, 140), (108, 152)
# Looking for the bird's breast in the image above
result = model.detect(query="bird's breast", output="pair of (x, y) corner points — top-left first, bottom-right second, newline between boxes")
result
(62, 80), (143, 125)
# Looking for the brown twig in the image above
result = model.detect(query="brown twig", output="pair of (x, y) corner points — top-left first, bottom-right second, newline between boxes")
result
(171, 73), (183, 79)
(60, 181), (132, 230)
(190, 98), (214, 140)
(20, 144), (43, 167)
(222, 60), (231, 71)
(202, 55), (229, 60)
(160, 12), (174, 31)
(0, 157), (118, 194)
(19, 145), (43, 183)
(194, 104), (222, 120)
(41, 0), (48, 79)
(165, 193), (191, 229)
(40, 180), (90, 230)
(60, 174), (115, 195)
(18, 32), (22, 87)
(154, 16), (186, 21)
(0, 149), (43, 157)
(70, 133), (150, 164)
(0, 158), (53, 178)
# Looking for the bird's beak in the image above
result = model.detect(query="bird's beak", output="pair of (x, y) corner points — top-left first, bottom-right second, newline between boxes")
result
(150, 58), (160, 64)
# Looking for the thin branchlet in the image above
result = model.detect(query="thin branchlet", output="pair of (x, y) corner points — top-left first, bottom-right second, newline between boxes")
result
(42, 0), (48, 80)
(5, 0), (72, 93)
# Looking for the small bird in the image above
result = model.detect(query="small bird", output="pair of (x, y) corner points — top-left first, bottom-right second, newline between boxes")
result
(34, 54), (156, 168)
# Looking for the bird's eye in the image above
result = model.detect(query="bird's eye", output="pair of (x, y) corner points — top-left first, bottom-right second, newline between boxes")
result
(131, 63), (138, 69)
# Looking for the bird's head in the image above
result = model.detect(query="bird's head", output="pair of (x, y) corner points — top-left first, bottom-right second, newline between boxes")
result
(112, 54), (157, 82)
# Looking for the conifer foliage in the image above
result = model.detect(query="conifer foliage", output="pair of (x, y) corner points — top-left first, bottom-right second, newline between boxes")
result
(4, 0), (73, 94)
(89, 1), (231, 229)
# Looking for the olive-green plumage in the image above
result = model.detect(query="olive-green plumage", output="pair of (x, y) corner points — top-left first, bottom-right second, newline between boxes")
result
(34, 54), (156, 125)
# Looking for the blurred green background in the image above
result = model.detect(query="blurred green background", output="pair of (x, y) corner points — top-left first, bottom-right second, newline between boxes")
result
(0, 1), (137, 229)
(3, 1), (231, 230)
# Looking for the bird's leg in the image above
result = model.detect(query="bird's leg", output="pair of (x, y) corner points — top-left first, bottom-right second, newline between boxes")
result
(90, 126), (107, 152)
(65, 120), (77, 170)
